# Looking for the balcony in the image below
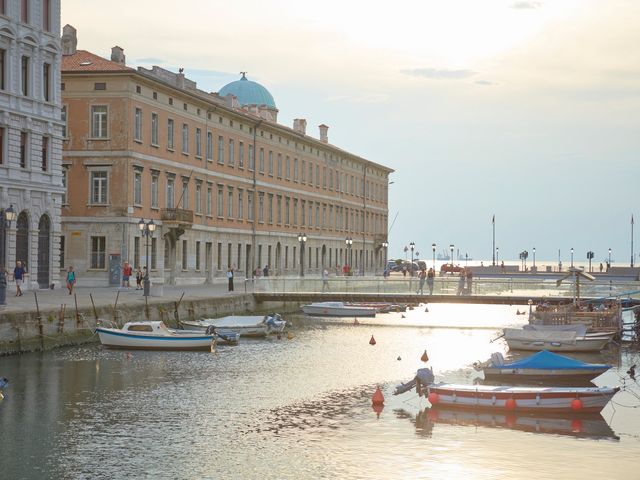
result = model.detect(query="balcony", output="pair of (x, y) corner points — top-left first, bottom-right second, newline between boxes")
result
(161, 208), (194, 226)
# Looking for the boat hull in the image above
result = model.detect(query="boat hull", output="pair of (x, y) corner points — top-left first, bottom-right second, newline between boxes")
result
(505, 336), (612, 352)
(181, 315), (286, 337)
(97, 328), (214, 351)
(302, 305), (377, 317)
(423, 383), (619, 413)
(483, 367), (609, 383)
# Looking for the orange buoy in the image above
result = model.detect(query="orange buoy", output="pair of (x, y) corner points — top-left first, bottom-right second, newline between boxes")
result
(369, 335), (376, 345)
(427, 392), (439, 405)
(571, 418), (583, 433)
(571, 398), (583, 411)
(372, 386), (385, 406)
(421, 350), (429, 362)
(505, 398), (517, 410)
(372, 403), (384, 418)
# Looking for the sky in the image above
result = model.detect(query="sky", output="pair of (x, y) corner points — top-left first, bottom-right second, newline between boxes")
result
(62, 0), (640, 265)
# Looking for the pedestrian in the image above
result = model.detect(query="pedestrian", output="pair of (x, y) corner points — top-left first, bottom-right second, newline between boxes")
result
(500, 261), (505, 274)
(66, 266), (76, 295)
(427, 268), (435, 295)
(322, 268), (329, 292)
(122, 261), (132, 288)
(457, 269), (466, 295)
(227, 267), (234, 291)
(417, 268), (426, 295)
(599, 263), (603, 273)
(466, 268), (473, 294)
(402, 266), (407, 277)
(263, 264), (269, 277)
(135, 266), (143, 290)
(13, 260), (25, 296)
(383, 267), (390, 279)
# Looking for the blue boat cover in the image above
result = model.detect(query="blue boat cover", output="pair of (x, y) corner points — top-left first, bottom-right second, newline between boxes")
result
(502, 350), (611, 371)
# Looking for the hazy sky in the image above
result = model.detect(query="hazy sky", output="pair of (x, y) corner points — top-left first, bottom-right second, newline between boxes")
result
(62, 0), (639, 264)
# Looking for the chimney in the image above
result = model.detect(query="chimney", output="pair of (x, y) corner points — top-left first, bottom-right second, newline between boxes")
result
(319, 124), (329, 143)
(61, 24), (77, 56)
(111, 46), (125, 65)
(293, 118), (307, 135)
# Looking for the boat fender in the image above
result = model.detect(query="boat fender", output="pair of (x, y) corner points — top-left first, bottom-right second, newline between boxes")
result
(571, 398), (583, 411)
(428, 392), (439, 405)
(505, 398), (517, 410)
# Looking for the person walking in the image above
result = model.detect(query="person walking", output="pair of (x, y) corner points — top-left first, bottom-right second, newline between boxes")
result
(227, 267), (234, 292)
(322, 268), (329, 292)
(66, 266), (76, 295)
(13, 260), (25, 296)
(427, 268), (435, 295)
(135, 266), (143, 290)
(417, 268), (426, 295)
(122, 261), (132, 288)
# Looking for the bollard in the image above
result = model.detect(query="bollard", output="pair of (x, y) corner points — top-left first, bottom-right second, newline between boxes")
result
(0, 268), (6, 305)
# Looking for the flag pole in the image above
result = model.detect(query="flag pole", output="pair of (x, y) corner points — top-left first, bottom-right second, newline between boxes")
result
(632, 215), (635, 267)
(492, 215), (495, 266)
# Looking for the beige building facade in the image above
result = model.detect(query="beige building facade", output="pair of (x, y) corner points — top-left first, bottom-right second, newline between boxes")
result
(61, 28), (392, 286)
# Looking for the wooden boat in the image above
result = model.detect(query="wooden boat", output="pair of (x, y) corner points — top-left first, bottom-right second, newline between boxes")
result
(482, 351), (611, 382)
(302, 301), (377, 317)
(180, 313), (286, 338)
(344, 302), (407, 313)
(96, 321), (215, 351)
(503, 327), (614, 352)
(529, 302), (622, 334)
(394, 368), (619, 413)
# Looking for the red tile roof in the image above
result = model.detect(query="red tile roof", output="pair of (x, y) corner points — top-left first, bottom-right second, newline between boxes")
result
(62, 50), (133, 72)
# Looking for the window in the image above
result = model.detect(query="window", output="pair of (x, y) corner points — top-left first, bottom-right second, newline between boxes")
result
(277, 195), (282, 224)
(42, 63), (50, 101)
(268, 194), (273, 223)
(41, 136), (48, 171)
(217, 136), (224, 164)
(247, 191), (254, 221)
(182, 239), (187, 270)
(239, 141), (244, 168)
(285, 156), (291, 179)
(91, 106), (108, 138)
(61, 105), (67, 138)
(167, 119), (174, 149)
(217, 242), (222, 270)
(259, 148), (264, 173)
(195, 128), (202, 157)
(195, 241), (201, 271)
(293, 199), (298, 226)
(237, 189), (244, 220)
(268, 151), (273, 175)
(248, 144), (254, 170)
(151, 174), (159, 208)
(195, 183), (202, 214)
(94, 82), (106, 91)
(309, 162), (313, 185)
(294, 158), (298, 182)
(301, 200), (306, 226)
(181, 180), (189, 209)
(227, 187), (233, 218)
(90, 171), (108, 204)
(206, 185), (212, 216)
(90, 236), (106, 269)
(301, 160), (306, 183)
(42, 0), (50, 30)
(206, 132), (212, 160)
(61, 167), (68, 204)
(134, 108), (142, 141)
(134, 170), (142, 205)
(216, 185), (223, 217)
(285, 197), (290, 225)
(0, 49), (5, 90)
(316, 165), (320, 187)
(258, 192), (264, 222)
(21, 56), (29, 96)
(166, 177), (175, 208)
(228, 139), (235, 165)
(21, 0), (28, 23)
(20, 131), (27, 168)
(182, 124), (189, 153)
(277, 154), (282, 177)
(151, 113), (158, 145)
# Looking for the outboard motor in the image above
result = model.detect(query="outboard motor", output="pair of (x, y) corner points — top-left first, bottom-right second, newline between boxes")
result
(415, 368), (435, 396)
(205, 325), (217, 336)
(490, 352), (505, 367)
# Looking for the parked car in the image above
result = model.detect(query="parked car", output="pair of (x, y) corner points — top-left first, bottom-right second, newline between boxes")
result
(440, 263), (463, 274)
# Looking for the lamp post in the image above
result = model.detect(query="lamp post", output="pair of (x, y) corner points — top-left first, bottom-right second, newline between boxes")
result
(432, 243), (436, 270)
(297, 233), (307, 277)
(409, 241), (415, 277)
(345, 237), (353, 275)
(496, 247), (499, 265)
(608, 248), (612, 270)
(381, 241), (388, 273)
(138, 218), (156, 297)
(0, 204), (16, 306)
(570, 247), (574, 268)
(449, 244), (454, 265)
(532, 247), (536, 270)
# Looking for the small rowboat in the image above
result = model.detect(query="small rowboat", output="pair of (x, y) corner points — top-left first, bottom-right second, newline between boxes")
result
(482, 351), (611, 383)
(96, 321), (215, 351)
(181, 314), (286, 338)
(302, 302), (377, 317)
(503, 328), (614, 352)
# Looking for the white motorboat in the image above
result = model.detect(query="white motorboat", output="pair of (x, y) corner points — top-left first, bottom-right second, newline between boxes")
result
(301, 301), (377, 317)
(96, 321), (215, 351)
(180, 313), (286, 338)
(503, 328), (614, 352)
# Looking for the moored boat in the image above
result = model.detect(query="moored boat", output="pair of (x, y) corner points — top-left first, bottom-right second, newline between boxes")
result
(503, 327), (614, 352)
(302, 301), (377, 317)
(96, 321), (215, 351)
(180, 313), (286, 337)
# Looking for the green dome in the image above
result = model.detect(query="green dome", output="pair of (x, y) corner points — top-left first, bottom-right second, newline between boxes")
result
(219, 73), (276, 109)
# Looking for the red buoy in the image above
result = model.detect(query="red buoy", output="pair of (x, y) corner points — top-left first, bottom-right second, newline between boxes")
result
(427, 392), (439, 405)
(505, 398), (517, 410)
(571, 398), (583, 411)
(421, 350), (429, 362)
(372, 403), (384, 418)
(369, 335), (376, 345)
(372, 386), (385, 406)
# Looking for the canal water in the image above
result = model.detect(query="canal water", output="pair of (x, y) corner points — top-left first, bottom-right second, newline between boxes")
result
(1, 304), (640, 479)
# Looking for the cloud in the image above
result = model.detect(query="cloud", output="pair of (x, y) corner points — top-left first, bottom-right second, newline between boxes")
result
(474, 80), (497, 86)
(136, 57), (167, 64)
(511, 1), (542, 9)
(401, 68), (476, 80)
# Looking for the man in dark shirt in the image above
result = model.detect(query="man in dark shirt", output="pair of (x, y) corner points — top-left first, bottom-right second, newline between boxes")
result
(13, 260), (25, 296)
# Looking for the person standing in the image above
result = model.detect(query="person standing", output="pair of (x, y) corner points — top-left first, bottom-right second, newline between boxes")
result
(322, 268), (329, 292)
(457, 269), (466, 296)
(227, 267), (234, 291)
(122, 261), (133, 288)
(66, 266), (76, 295)
(427, 268), (435, 295)
(417, 268), (426, 295)
(13, 260), (25, 296)
(135, 266), (143, 290)
(263, 265), (269, 277)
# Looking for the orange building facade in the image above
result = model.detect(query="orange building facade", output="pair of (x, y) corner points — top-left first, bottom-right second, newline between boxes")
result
(60, 29), (392, 286)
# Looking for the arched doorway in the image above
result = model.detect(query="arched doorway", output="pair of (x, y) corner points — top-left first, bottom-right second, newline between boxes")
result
(15, 211), (29, 270)
(275, 242), (281, 275)
(37, 215), (51, 288)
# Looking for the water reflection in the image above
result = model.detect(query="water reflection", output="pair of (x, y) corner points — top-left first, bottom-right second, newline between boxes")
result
(399, 407), (619, 441)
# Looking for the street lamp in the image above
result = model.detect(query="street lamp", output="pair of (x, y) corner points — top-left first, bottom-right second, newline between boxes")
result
(532, 247), (536, 270)
(431, 243), (436, 270)
(345, 237), (353, 275)
(0, 204), (17, 306)
(608, 248), (612, 269)
(297, 233), (307, 277)
(381, 241), (388, 273)
(409, 241), (415, 278)
(496, 247), (499, 265)
(138, 218), (156, 297)
(449, 244), (454, 264)
(570, 247), (574, 268)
